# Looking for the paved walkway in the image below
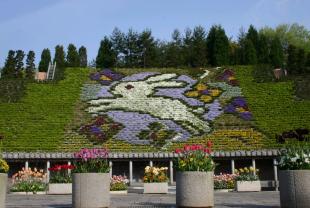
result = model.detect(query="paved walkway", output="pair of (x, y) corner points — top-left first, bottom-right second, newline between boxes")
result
(6, 191), (280, 208)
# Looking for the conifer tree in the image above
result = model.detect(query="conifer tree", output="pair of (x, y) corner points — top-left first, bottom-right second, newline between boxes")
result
(110, 27), (126, 67)
(296, 48), (306, 74)
(54, 45), (66, 69)
(269, 36), (284, 68)
(25, 50), (35, 79)
(78, 46), (88, 67)
(165, 29), (183, 67)
(191, 26), (207, 67)
(246, 25), (259, 52)
(139, 29), (156, 68)
(66, 44), (80, 67)
(287, 44), (298, 74)
(2, 50), (16, 78)
(244, 39), (257, 64)
(38, 48), (51, 72)
(14, 50), (25, 78)
(257, 33), (270, 64)
(96, 36), (116, 68)
(206, 25), (229, 66)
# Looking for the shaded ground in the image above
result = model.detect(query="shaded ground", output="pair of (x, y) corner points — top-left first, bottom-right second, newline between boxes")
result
(6, 191), (280, 208)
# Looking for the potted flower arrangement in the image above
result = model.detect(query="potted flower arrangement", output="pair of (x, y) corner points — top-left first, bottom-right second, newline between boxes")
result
(143, 166), (169, 194)
(214, 173), (236, 192)
(72, 148), (110, 208)
(10, 167), (47, 194)
(110, 175), (129, 194)
(0, 158), (9, 207)
(278, 147), (310, 208)
(175, 142), (215, 208)
(234, 166), (260, 192)
(48, 164), (75, 194)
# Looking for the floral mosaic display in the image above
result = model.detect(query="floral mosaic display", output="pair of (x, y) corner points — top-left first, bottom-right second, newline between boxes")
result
(80, 69), (255, 147)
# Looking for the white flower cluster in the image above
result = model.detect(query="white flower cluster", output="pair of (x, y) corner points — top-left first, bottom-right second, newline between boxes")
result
(278, 148), (310, 170)
(88, 73), (211, 134)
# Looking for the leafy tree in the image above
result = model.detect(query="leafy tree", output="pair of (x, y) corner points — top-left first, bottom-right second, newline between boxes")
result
(2, 50), (16, 78)
(54, 45), (66, 69)
(269, 36), (284, 68)
(66, 44), (80, 67)
(96, 36), (116, 68)
(206, 25), (229, 66)
(14, 50), (25, 78)
(257, 33), (270, 64)
(38, 48), (51, 72)
(287, 44), (298, 74)
(25, 51), (35, 79)
(246, 25), (259, 51)
(138, 29), (157, 68)
(244, 39), (257, 64)
(78, 46), (87, 67)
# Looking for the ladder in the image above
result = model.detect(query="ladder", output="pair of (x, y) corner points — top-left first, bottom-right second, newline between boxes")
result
(46, 61), (57, 80)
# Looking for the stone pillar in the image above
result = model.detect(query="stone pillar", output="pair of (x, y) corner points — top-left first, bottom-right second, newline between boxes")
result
(273, 158), (278, 190)
(67, 161), (71, 174)
(109, 161), (113, 178)
(231, 159), (235, 174)
(252, 159), (256, 175)
(149, 160), (153, 167)
(25, 160), (29, 169)
(169, 160), (173, 184)
(129, 160), (133, 184)
(46, 161), (50, 183)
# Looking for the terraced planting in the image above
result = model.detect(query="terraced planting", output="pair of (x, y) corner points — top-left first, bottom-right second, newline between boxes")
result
(0, 68), (90, 151)
(1, 66), (309, 152)
(235, 66), (310, 140)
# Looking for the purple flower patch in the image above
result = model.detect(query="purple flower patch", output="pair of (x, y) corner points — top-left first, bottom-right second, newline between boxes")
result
(90, 69), (124, 85)
(106, 111), (192, 144)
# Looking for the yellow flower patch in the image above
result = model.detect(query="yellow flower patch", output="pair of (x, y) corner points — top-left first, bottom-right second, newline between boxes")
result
(100, 75), (112, 81)
(236, 107), (246, 113)
(209, 89), (221, 97)
(185, 91), (200, 97)
(195, 83), (208, 91)
(200, 95), (212, 103)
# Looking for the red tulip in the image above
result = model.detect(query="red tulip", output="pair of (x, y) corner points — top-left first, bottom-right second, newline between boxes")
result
(207, 141), (212, 148)
(175, 148), (182, 154)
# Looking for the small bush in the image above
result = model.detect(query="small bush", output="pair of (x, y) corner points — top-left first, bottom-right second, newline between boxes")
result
(0, 78), (26, 103)
(252, 64), (275, 83)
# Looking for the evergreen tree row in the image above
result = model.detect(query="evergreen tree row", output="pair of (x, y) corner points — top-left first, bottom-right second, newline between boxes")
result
(2, 50), (36, 79)
(95, 25), (310, 73)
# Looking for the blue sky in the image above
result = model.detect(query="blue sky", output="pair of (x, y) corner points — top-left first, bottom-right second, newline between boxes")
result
(0, 0), (309, 67)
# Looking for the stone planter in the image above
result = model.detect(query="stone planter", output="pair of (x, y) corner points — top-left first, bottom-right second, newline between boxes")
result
(10, 191), (46, 195)
(235, 181), (261, 192)
(214, 189), (233, 193)
(0, 173), (8, 208)
(279, 170), (310, 208)
(176, 171), (214, 208)
(110, 190), (128, 194)
(143, 182), (168, 194)
(72, 173), (110, 208)
(48, 183), (72, 194)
